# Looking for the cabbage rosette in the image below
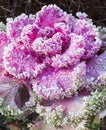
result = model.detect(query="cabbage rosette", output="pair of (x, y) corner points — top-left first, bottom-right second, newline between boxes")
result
(0, 4), (106, 130)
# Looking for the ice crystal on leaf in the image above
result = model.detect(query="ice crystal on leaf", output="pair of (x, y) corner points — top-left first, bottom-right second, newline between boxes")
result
(6, 14), (35, 42)
(0, 32), (9, 75)
(32, 62), (86, 100)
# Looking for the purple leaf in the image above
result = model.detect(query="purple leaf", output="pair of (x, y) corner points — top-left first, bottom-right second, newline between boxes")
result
(15, 84), (30, 109)
(87, 51), (106, 79)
